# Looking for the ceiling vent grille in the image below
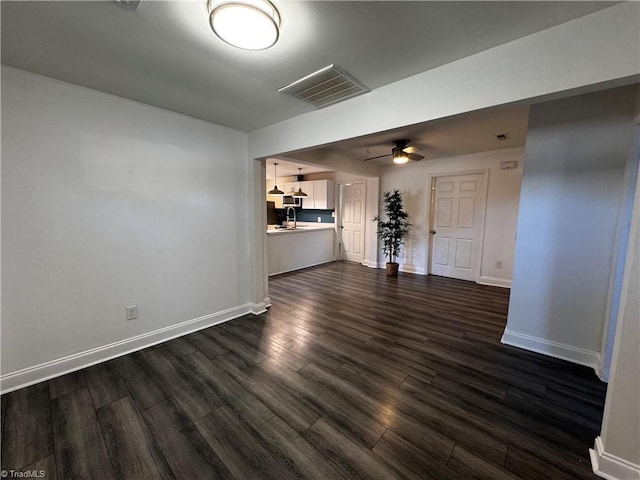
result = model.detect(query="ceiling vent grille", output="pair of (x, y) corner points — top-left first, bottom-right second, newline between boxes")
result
(278, 65), (369, 108)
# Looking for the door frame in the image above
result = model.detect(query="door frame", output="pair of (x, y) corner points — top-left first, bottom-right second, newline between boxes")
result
(426, 169), (490, 282)
(336, 180), (367, 263)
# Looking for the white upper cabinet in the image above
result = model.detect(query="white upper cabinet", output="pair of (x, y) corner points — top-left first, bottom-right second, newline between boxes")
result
(300, 181), (315, 207)
(302, 180), (335, 209)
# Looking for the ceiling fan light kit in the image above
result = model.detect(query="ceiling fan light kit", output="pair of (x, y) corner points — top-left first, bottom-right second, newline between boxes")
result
(392, 149), (409, 164)
(208, 0), (281, 51)
(365, 139), (425, 164)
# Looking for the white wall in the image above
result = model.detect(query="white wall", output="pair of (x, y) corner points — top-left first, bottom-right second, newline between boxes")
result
(1, 67), (253, 391)
(504, 86), (639, 370)
(590, 161), (640, 480)
(379, 148), (524, 283)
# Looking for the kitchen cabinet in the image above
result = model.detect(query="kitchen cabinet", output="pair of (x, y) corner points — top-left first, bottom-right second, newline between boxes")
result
(300, 181), (315, 207)
(301, 180), (335, 210)
(270, 179), (335, 209)
(314, 179), (335, 209)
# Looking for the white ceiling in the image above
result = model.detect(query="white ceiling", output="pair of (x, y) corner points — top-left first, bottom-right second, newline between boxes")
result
(309, 104), (530, 166)
(1, 1), (616, 133)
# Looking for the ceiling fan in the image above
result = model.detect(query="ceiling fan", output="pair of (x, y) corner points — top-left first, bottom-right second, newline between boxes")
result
(363, 139), (425, 164)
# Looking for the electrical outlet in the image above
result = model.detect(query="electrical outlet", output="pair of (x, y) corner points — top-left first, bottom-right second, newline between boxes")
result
(125, 305), (138, 321)
(495, 260), (503, 269)
(317, 217), (322, 222)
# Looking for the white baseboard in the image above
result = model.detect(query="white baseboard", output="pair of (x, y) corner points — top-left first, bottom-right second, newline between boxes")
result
(501, 329), (601, 370)
(590, 436), (640, 480)
(250, 301), (268, 314)
(0, 303), (254, 394)
(479, 275), (512, 288)
(362, 259), (379, 269)
(399, 265), (426, 275)
(594, 354), (608, 382)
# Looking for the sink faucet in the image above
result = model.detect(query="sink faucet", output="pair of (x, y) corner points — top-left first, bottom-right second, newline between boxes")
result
(286, 206), (297, 229)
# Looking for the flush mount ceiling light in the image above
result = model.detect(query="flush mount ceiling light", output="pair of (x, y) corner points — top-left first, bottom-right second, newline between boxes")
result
(208, 0), (281, 51)
(268, 162), (284, 195)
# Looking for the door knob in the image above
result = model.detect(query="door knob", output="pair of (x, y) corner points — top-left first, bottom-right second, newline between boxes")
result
(430, 230), (436, 234)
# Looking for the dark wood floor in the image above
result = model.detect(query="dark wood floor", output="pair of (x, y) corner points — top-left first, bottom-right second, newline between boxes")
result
(1, 262), (607, 479)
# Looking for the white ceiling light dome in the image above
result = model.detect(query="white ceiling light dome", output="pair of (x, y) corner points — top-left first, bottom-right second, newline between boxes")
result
(208, 0), (281, 51)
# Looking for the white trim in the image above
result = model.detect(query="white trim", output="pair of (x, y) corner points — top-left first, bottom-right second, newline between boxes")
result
(594, 354), (607, 382)
(399, 264), (426, 275)
(250, 302), (268, 315)
(362, 259), (379, 269)
(267, 259), (335, 277)
(501, 329), (600, 370)
(478, 276), (512, 288)
(0, 303), (254, 394)
(590, 436), (640, 480)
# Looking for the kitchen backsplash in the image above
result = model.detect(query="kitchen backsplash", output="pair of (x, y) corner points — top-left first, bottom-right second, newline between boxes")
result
(289, 208), (335, 223)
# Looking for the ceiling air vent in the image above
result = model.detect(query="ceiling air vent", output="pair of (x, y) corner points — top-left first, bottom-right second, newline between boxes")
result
(278, 65), (369, 108)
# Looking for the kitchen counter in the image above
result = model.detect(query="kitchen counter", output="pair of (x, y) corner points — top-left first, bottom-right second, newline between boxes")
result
(267, 225), (335, 235)
(267, 225), (336, 275)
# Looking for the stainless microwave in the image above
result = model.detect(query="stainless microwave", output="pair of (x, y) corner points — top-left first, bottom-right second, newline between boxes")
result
(282, 196), (302, 207)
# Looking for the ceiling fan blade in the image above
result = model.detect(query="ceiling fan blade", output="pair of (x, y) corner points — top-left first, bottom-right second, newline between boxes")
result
(363, 153), (391, 162)
(407, 153), (425, 161)
(403, 146), (422, 154)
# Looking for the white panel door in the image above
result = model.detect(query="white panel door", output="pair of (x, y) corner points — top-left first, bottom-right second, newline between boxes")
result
(430, 173), (486, 281)
(341, 182), (365, 263)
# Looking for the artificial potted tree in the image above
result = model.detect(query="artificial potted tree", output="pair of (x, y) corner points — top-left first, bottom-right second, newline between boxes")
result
(373, 189), (411, 277)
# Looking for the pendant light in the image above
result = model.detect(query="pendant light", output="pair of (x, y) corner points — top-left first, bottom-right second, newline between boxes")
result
(268, 162), (284, 195)
(292, 168), (308, 197)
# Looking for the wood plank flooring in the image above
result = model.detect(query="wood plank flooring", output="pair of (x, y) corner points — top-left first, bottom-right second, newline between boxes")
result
(1, 262), (607, 479)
